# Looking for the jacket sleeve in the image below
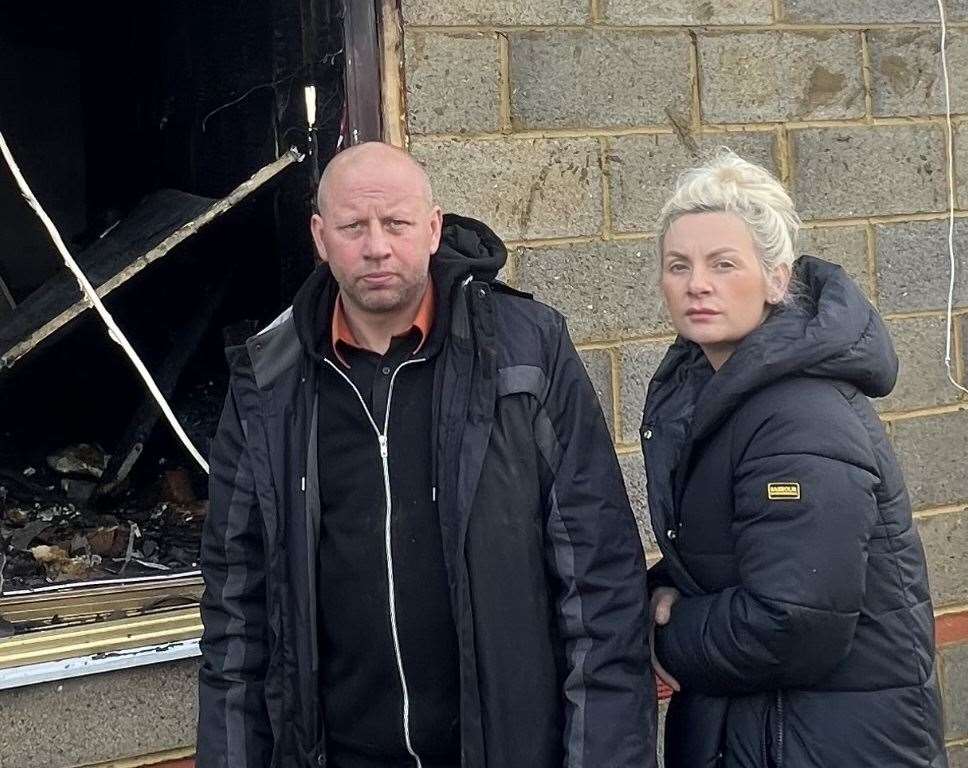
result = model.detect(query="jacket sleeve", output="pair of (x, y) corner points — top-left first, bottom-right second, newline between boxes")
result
(196, 380), (273, 768)
(646, 557), (676, 593)
(541, 317), (657, 768)
(654, 390), (879, 696)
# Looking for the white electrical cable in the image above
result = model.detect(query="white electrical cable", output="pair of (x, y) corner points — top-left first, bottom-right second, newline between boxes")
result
(937, 0), (968, 395)
(0, 130), (210, 473)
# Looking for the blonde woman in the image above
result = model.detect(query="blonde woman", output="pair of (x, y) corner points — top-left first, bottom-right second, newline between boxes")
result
(643, 152), (947, 767)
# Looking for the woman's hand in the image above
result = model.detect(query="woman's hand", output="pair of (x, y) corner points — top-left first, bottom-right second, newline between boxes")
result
(649, 587), (682, 692)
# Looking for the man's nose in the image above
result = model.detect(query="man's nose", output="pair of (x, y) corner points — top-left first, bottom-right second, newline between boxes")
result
(363, 222), (392, 258)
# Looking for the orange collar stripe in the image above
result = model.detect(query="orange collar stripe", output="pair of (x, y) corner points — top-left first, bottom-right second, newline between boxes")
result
(331, 278), (435, 367)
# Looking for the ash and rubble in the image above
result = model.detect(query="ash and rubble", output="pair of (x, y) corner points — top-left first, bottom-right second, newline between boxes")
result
(1, 443), (207, 591)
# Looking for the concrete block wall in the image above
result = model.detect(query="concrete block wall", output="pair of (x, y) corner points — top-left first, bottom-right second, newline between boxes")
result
(396, 0), (968, 761)
(0, 660), (199, 768)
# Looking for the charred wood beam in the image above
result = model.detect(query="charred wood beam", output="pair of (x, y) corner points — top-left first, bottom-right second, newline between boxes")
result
(0, 468), (59, 502)
(0, 149), (302, 371)
(343, 0), (382, 144)
(97, 279), (231, 496)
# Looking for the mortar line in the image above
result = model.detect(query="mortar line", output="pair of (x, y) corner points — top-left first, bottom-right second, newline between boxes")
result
(800, 219), (869, 229)
(937, 604), (968, 616)
(507, 214), (968, 252)
(947, 736), (968, 749)
(865, 221), (880, 306)
(859, 30), (875, 124)
(600, 137), (613, 239)
(497, 32), (512, 133)
(879, 402), (968, 422)
(614, 443), (642, 456)
(953, 311), (966, 393)
(79, 747), (198, 768)
(414, 126), (676, 141)
(589, 0), (601, 24)
(412, 115), (966, 143)
(954, 121), (964, 213)
(776, 124), (792, 187)
(607, 347), (622, 440)
(503, 234), (602, 249)
(913, 503), (968, 519)
(881, 418), (894, 439)
(713, 115), (958, 130)
(883, 307), (968, 321)
(807, 210), (968, 226)
(937, 651), (947, 701)
(771, 0), (783, 23)
(502, 247), (519, 286)
(689, 30), (703, 130)
(610, 231), (657, 241)
(509, 216), (968, 251)
(404, 22), (968, 34)
(577, 333), (677, 350)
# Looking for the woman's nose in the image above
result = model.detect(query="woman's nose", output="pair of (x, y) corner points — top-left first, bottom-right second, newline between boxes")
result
(687, 268), (711, 294)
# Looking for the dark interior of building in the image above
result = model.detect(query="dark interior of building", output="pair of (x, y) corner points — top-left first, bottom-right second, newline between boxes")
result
(0, 0), (345, 599)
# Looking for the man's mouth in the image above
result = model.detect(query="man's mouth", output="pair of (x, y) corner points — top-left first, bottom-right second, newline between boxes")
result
(360, 272), (395, 286)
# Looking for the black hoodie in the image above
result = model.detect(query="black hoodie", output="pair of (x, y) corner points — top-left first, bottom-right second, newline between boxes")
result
(289, 216), (507, 768)
(643, 257), (946, 767)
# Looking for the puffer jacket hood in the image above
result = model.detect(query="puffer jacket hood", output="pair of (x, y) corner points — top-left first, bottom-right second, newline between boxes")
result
(653, 255), (899, 442)
(292, 213), (507, 362)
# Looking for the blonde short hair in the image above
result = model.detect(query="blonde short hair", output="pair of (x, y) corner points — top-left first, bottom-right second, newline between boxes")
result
(656, 150), (800, 300)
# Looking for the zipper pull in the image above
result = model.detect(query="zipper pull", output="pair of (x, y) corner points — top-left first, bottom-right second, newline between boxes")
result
(378, 434), (388, 458)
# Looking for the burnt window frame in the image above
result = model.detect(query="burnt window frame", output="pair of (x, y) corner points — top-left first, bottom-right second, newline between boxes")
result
(0, 0), (389, 689)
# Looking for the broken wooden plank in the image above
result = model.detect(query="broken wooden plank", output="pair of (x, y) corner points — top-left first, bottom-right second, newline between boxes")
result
(97, 279), (230, 495)
(0, 148), (302, 370)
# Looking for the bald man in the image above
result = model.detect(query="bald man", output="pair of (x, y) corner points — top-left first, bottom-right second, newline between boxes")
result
(197, 142), (656, 768)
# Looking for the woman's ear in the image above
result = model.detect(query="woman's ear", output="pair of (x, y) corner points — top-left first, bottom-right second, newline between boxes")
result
(768, 262), (791, 304)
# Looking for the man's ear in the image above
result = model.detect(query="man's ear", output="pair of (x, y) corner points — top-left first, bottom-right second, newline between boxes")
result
(310, 213), (328, 264)
(428, 206), (443, 253)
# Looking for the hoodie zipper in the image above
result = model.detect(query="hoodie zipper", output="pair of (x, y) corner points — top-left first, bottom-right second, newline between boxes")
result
(324, 356), (427, 768)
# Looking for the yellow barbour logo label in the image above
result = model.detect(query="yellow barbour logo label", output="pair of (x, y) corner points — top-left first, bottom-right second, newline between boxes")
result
(768, 482), (801, 500)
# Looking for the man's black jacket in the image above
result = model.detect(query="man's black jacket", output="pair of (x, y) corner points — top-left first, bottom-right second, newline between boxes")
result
(196, 215), (656, 768)
(644, 257), (947, 767)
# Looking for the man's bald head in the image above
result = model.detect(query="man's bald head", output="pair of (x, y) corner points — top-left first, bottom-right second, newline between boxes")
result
(315, 142), (433, 216)
(308, 141), (443, 335)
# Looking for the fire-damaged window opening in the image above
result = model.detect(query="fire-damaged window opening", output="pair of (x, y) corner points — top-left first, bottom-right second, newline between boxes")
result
(0, 0), (381, 684)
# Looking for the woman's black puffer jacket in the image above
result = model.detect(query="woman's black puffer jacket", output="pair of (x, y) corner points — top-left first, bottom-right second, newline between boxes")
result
(643, 256), (948, 767)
